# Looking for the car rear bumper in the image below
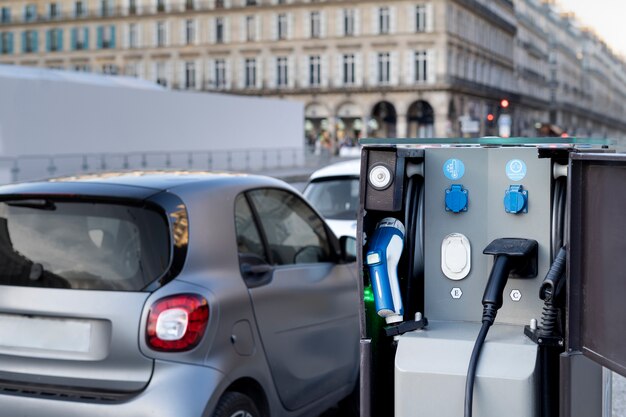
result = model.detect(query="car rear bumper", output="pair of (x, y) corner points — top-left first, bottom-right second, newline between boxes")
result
(0, 360), (225, 417)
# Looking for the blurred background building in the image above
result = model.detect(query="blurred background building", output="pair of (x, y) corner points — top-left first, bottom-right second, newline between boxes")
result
(1, 0), (626, 145)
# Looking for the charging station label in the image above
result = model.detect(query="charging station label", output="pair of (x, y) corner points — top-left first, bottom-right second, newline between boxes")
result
(506, 159), (527, 181)
(443, 159), (465, 180)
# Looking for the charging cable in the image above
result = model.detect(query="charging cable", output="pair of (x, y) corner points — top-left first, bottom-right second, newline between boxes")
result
(464, 238), (538, 417)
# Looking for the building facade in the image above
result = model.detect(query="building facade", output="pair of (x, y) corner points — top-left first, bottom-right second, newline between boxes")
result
(1, 0), (625, 145)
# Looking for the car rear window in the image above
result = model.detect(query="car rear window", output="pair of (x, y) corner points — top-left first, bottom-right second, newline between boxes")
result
(303, 177), (359, 220)
(0, 200), (170, 291)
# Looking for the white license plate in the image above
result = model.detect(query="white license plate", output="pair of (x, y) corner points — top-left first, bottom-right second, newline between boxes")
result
(0, 313), (92, 353)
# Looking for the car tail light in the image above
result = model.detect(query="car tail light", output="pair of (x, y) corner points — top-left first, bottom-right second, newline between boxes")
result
(146, 294), (209, 352)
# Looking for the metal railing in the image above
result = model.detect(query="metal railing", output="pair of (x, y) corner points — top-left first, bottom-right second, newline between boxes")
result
(0, 147), (335, 185)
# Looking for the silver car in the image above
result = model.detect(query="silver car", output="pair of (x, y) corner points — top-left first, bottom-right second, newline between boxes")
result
(0, 171), (359, 417)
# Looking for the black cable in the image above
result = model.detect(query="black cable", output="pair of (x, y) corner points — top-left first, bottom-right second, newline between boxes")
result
(464, 321), (491, 417)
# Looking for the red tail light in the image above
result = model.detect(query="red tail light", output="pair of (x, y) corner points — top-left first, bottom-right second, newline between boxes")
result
(146, 294), (209, 352)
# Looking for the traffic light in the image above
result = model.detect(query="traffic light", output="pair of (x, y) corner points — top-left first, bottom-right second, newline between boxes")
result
(500, 99), (510, 109)
(486, 113), (496, 128)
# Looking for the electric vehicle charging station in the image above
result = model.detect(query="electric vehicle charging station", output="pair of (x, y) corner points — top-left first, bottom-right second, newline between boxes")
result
(356, 138), (626, 417)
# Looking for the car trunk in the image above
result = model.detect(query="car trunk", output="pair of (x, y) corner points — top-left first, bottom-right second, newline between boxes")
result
(0, 198), (172, 398)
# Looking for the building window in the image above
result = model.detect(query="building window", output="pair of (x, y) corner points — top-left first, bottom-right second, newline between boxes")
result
(215, 0), (224, 8)
(1, 8), (11, 24)
(309, 55), (320, 86)
(125, 62), (138, 76)
(343, 9), (354, 36)
(47, 28), (62, 51)
(415, 50), (427, 82)
(343, 53), (355, 85)
(277, 0), (286, 4)
(185, 61), (195, 88)
(0, 32), (13, 54)
(73, 64), (90, 72)
(310, 11), (320, 38)
(156, 21), (166, 46)
(24, 5), (37, 22)
(22, 30), (37, 52)
(72, 27), (88, 50)
(100, 0), (112, 16)
(215, 17), (224, 43)
(378, 7), (390, 35)
(276, 56), (288, 87)
(49, 3), (59, 19)
(129, 23), (137, 48)
(245, 58), (256, 88)
(129, 0), (137, 14)
(98, 25), (115, 48)
(415, 5), (426, 32)
(185, 0), (194, 10)
(156, 62), (167, 86)
(74, 1), (85, 17)
(102, 63), (119, 75)
(157, 0), (165, 12)
(245, 15), (255, 41)
(277, 13), (287, 40)
(378, 52), (390, 84)
(246, 0), (256, 5)
(185, 19), (195, 44)
(215, 59), (226, 88)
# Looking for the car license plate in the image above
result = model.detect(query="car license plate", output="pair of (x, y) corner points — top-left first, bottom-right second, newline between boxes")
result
(0, 313), (91, 353)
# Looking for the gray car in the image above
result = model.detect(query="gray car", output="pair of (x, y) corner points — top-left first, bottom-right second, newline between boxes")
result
(0, 171), (359, 417)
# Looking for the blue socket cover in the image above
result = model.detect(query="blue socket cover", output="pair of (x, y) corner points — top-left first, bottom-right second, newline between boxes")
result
(504, 185), (528, 214)
(445, 184), (468, 213)
(365, 217), (405, 324)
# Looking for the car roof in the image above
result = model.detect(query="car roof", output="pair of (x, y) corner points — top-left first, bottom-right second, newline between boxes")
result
(0, 170), (285, 200)
(309, 159), (361, 180)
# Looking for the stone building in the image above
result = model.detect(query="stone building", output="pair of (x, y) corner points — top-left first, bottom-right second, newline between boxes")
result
(1, 0), (625, 144)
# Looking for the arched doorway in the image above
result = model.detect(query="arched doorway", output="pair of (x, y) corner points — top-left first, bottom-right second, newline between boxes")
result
(407, 100), (434, 138)
(305, 102), (330, 153)
(336, 102), (363, 148)
(370, 101), (397, 138)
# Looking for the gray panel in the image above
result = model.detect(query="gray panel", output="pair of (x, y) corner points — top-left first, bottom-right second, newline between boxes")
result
(423, 147), (551, 325)
(395, 321), (538, 417)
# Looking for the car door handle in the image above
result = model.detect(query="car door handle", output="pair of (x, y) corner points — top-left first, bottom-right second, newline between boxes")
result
(241, 263), (273, 275)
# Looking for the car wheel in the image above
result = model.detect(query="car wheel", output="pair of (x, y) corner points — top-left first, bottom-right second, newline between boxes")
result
(213, 392), (261, 417)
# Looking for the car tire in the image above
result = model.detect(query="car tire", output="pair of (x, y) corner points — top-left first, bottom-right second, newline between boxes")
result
(213, 391), (261, 417)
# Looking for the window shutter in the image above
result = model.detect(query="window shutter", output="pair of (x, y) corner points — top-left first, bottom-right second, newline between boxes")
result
(256, 58), (263, 89)
(369, 52), (376, 86)
(336, 9), (342, 37)
(321, 54), (328, 87)
(71, 27), (77, 50)
(389, 6), (396, 34)
(271, 14), (277, 41)
(303, 11), (310, 39)
(426, 3), (434, 32)
(300, 55), (308, 88)
(97, 26), (103, 49)
(209, 18), (215, 43)
(268, 56), (276, 88)
(288, 55), (295, 88)
(334, 53), (342, 87)
(84, 27), (89, 49)
(46, 29), (51, 52)
(225, 59), (231, 89)
(390, 51), (399, 85)
(320, 10), (326, 38)
(110, 25), (116, 48)
(355, 52), (363, 87)
(237, 58), (245, 88)
(57, 28), (63, 51)
(407, 5), (415, 33)
(427, 49), (436, 83)
(223, 17), (230, 43)
(287, 13), (293, 40)
(405, 50), (414, 85)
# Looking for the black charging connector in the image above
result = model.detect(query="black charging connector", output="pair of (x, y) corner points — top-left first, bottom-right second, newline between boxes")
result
(464, 238), (538, 417)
